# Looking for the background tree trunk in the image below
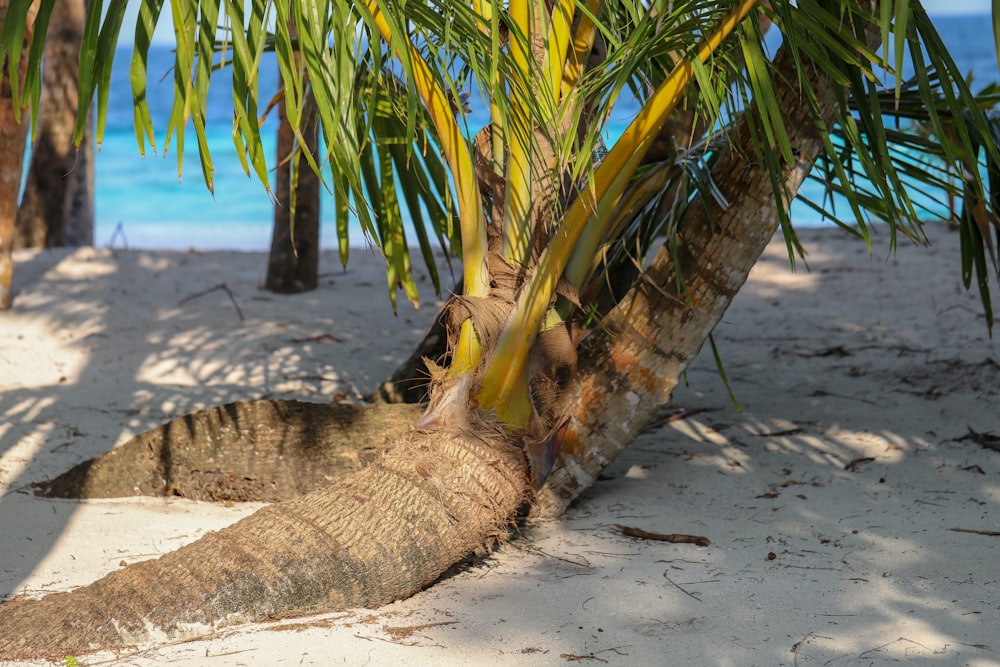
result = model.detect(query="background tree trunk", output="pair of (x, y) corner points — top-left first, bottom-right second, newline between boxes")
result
(15, 0), (94, 249)
(265, 68), (321, 293)
(0, 0), (38, 310)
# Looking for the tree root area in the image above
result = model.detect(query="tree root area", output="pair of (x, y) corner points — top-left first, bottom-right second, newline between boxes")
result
(33, 399), (424, 502)
(1, 427), (530, 659)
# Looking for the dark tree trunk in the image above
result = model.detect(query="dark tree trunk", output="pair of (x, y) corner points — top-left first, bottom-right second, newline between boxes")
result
(15, 0), (94, 249)
(0, 0), (37, 310)
(265, 72), (320, 293)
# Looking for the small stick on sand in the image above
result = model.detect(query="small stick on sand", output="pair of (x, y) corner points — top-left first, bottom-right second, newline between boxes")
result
(615, 524), (711, 547)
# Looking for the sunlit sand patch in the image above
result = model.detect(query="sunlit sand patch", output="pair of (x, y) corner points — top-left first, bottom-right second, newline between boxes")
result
(0, 417), (54, 493)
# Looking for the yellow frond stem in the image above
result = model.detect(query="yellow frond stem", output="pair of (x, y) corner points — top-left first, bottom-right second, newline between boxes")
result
(478, 0), (759, 413)
(489, 368), (533, 430)
(501, 121), (534, 265)
(547, 0), (576, 99)
(577, 0), (758, 222)
(473, 0), (493, 30)
(501, 0), (574, 268)
(508, 0), (534, 92)
(366, 1), (489, 299)
(562, 0), (759, 289)
(543, 304), (567, 331)
(475, 313), (535, 425)
(565, 164), (671, 288)
(562, 0), (600, 97)
(449, 319), (484, 376)
(500, 0), (536, 267)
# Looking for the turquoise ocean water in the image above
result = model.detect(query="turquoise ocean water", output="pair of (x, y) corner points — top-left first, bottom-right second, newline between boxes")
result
(75, 14), (1000, 250)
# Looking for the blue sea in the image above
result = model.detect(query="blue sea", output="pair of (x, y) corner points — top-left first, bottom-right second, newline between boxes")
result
(66, 14), (1000, 249)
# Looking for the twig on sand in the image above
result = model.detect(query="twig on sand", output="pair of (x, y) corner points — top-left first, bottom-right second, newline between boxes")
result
(843, 457), (875, 471)
(560, 645), (629, 662)
(641, 406), (716, 433)
(615, 524), (711, 547)
(179, 282), (245, 321)
(857, 636), (931, 660)
(383, 621), (457, 641)
(956, 427), (1000, 452)
(662, 571), (702, 601)
(949, 527), (1000, 537)
(790, 631), (831, 667)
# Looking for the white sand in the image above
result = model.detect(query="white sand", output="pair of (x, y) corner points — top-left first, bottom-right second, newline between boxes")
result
(1, 223), (998, 666)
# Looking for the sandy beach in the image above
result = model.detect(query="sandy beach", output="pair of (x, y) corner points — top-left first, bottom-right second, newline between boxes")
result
(1, 222), (997, 666)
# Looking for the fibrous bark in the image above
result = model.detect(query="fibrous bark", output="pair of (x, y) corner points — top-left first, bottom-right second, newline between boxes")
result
(35, 400), (422, 502)
(0, 427), (529, 660)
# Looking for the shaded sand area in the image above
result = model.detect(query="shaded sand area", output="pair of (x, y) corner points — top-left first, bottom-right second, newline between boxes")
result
(1, 223), (997, 666)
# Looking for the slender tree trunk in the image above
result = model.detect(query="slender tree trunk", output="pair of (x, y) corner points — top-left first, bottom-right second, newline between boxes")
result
(15, 0), (94, 249)
(535, 17), (885, 516)
(0, 427), (529, 659)
(0, 0), (38, 310)
(265, 64), (320, 293)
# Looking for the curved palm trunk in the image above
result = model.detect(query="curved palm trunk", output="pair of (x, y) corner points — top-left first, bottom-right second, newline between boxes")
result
(15, 0), (95, 249)
(536, 19), (884, 515)
(0, 427), (529, 659)
(35, 400), (422, 501)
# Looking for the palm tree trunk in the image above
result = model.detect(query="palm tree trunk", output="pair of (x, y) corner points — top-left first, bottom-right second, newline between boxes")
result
(535, 17), (885, 516)
(0, 427), (529, 659)
(0, 0), (38, 310)
(265, 55), (321, 293)
(36, 400), (421, 501)
(15, 0), (94, 249)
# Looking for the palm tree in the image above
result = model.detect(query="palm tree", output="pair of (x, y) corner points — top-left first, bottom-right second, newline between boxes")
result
(14, 0), (95, 249)
(265, 32), (323, 293)
(1, 0), (998, 657)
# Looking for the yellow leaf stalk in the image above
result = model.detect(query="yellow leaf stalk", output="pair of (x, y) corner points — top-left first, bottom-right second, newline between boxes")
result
(547, 0), (576, 101)
(501, 0), (577, 268)
(500, 0), (537, 266)
(567, 163), (673, 289)
(477, 0), (761, 423)
(366, 1), (489, 373)
(561, 0), (600, 97)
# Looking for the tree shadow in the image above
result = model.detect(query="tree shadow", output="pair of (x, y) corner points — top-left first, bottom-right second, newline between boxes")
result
(0, 224), (996, 665)
(288, 222), (996, 665)
(429, 222), (999, 665)
(0, 245), (441, 600)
